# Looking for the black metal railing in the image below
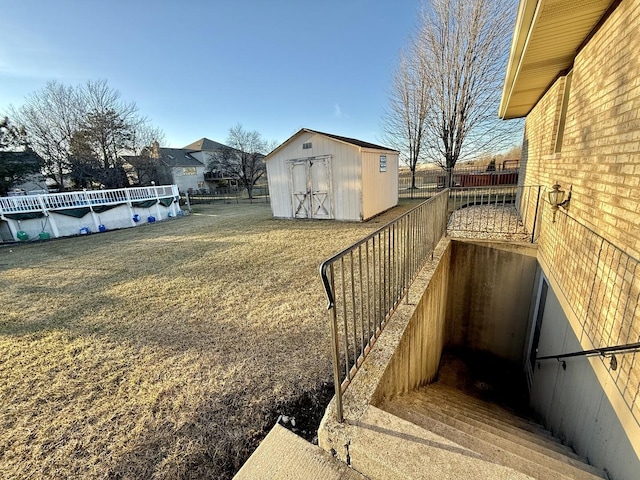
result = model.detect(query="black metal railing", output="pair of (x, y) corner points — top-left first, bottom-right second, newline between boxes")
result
(542, 208), (640, 422)
(447, 185), (543, 242)
(319, 190), (449, 422)
(180, 184), (270, 206)
(536, 342), (640, 370)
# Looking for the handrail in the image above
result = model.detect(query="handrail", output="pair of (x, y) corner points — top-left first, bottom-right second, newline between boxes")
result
(319, 190), (450, 422)
(319, 192), (447, 310)
(536, 342), (640, 370)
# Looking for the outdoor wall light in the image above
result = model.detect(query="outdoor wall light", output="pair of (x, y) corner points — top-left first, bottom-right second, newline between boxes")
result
(548, 183), (571, 222)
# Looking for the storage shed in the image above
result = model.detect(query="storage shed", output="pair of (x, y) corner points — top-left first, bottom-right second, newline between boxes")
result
(265, 129), (399, 221)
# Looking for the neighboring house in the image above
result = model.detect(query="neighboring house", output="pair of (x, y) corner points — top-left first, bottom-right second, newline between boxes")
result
(500, 0), (640, 478)
(124, 138), (239, 193)
(183, 137), (229, 166)
(185, 138), (248, 190)
(7, 172), (49, 195)
(153, 145), (207, 194)
(1, 150), (46, 195)
(265, 128), (399, 221)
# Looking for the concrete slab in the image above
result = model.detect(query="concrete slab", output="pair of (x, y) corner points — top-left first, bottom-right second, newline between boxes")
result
(234, 424), (367, 480)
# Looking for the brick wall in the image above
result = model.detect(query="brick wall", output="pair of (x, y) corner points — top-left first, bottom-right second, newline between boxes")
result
(520, 0), (640, 431)
(523, 0), (640, 259)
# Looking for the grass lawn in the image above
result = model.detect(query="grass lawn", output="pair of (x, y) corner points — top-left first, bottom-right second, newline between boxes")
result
(0, 201), (418, 479)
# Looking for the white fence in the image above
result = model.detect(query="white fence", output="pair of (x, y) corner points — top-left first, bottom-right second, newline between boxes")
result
(0, 185), (181, 242)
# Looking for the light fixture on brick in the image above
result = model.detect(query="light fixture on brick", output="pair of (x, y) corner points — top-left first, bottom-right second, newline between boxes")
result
(548, 183), (571, 222)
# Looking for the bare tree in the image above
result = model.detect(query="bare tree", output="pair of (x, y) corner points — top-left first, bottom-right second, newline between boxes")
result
(381, 46), (430, 190)
(0, 117), (41, 195)
(9, 81), (83, 189)
(211, 124), (269, 199)
(421, 0), (517, 185)
(10, 79), (163, 189)
(384, 0), (519, 187)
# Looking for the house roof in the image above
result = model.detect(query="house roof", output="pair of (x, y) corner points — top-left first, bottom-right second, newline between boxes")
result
(499, 0), (616, 119)
(183, 137), (229, 151)
(0, 150), (43, 165)
(265, 128), (398, 161)
(158, 148), (204, 167)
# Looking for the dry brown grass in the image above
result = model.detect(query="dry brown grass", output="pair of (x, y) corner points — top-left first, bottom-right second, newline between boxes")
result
(0, 201), (419, 479)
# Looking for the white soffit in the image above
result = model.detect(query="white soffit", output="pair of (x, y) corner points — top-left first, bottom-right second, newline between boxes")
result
(499, 0), (615, 119)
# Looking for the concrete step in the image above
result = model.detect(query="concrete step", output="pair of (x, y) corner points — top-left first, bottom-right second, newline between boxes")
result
(381, 400), (603, 480)
(425, 383), (559, 440)
(423, 384), (561, 440)
(350, 405), (537, 480)
(427, 382), (541, 425)
(385, 391), (606, 479)
(234, 424), (367, 480)
(403, 388), (583, 462)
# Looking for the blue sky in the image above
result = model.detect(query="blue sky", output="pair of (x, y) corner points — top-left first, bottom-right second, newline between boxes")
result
(0, 0), (426, 148)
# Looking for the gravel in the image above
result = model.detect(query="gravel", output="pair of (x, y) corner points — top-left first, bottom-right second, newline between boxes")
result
(447, 204), (531, 242)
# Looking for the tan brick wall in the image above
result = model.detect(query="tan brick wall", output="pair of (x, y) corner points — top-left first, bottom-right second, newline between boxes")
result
(524, 0), (640, 259)
(520, 0), (640, 432)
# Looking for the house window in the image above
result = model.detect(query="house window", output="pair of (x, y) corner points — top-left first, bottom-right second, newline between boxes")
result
(183, 167), (196, 175)
(303, 142), (312, 150)
(379, 155), (387, 172)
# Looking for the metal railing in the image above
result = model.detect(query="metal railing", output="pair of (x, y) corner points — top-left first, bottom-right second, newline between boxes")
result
(181, 184), (270, 206)
(319, 190), (449, 421)
(447, 185), (543, 242)
(399, 165), (520, 199)
(536, 342), (640, 370)
(0, 185), (178, 215)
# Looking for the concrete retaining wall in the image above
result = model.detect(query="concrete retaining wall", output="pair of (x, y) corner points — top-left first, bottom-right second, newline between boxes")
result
(319, 238), (540, 463)
(371, 241), (450, 404)
(446, 240), (538, 363)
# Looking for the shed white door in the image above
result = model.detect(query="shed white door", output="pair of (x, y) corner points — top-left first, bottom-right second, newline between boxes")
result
(291, 161), (310, 218)
(290, 157), (332, 219)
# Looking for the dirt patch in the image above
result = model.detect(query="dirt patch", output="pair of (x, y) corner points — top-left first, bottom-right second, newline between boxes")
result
(272, 379), (335, 444)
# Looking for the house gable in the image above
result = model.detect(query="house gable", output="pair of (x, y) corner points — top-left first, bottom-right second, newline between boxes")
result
(183, 137), (229, 152)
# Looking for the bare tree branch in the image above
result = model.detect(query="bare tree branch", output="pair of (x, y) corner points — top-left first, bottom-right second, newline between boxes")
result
(209, 124), (270, 199)
(10, 79), (164, 190)
(383, 0), (521, 187)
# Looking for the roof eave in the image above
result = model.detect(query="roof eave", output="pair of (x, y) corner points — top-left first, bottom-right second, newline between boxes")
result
(499, 0), (540, 119)
(499, 0), (617, 119)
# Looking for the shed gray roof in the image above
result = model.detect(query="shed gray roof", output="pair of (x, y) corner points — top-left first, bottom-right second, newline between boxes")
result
(0, 150), (43, 165)
(158, 148), (204, 167)
(183, 138), (229, 151)
(305, 129), (396, 151)
(265, 128), (398, 161)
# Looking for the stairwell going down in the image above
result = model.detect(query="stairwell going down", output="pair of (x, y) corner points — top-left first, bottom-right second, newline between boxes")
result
(369, 352), (608, 480)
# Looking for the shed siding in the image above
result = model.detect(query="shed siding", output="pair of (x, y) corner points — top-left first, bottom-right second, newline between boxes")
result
(265, 130), (398, 221)
(266, 131), (362, 220)
(360, 150), (399, 220)
(265, 152), (292, 218)
(326, 136), (361, 221)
